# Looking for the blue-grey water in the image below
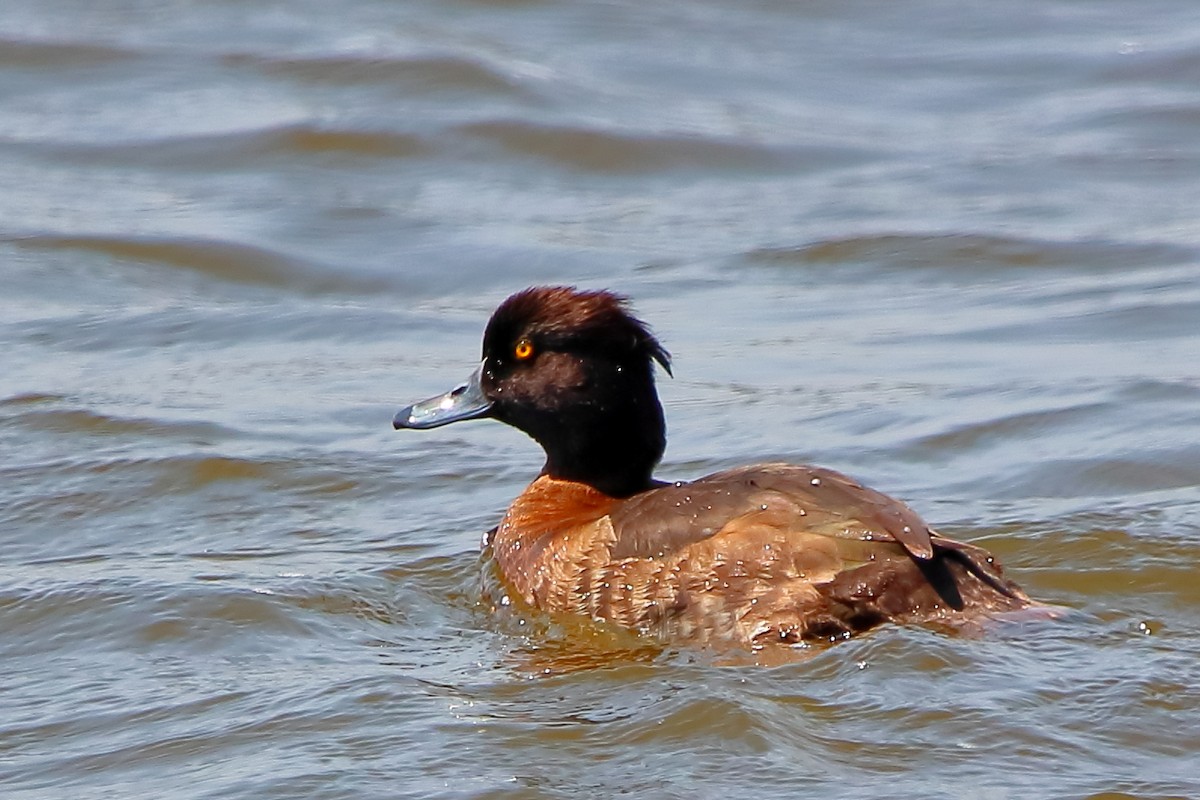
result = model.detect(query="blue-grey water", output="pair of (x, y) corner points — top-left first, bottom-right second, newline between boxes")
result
(3, 1), (1199, 798)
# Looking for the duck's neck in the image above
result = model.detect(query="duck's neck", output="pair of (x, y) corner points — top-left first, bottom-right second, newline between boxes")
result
(537, 380), (666, 499)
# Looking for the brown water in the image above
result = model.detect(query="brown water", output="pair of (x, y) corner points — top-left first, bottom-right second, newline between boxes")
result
(3, 1), (1200, 798)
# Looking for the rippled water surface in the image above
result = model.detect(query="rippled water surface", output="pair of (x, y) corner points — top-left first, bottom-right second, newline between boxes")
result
(3, 1), (1200, 798)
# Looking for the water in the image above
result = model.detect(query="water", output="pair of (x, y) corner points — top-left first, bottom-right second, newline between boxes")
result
(3, 1), (1199, 797)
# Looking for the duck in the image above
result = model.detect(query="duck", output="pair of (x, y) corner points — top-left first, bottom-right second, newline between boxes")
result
(393, 286), (1031, 647)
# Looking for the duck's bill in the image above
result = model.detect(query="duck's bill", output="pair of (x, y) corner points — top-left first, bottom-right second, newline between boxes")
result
(393, 364), (492, 430)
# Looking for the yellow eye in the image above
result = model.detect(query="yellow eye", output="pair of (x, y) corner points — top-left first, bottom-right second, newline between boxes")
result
(514, 339), (535, 361)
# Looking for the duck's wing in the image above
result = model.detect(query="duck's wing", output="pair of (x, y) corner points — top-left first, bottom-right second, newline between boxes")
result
(609, 462), (935, 561)
(601, 463), (1026, 642)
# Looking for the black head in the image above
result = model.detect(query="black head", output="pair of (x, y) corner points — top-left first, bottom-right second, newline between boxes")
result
(394, 286), (671, 497)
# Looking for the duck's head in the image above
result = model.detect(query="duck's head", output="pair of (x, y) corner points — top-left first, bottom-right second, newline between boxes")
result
(394, 287), (672, 497)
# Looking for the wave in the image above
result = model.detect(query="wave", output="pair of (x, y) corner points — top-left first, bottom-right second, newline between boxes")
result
(456, 118), (868, 174)
(9, 233), (396, 295)
(745, 232), (1197, 272)
(0, 36), (141, 69)
(225, 50), (532, 98)
(11, 122), (428, 169)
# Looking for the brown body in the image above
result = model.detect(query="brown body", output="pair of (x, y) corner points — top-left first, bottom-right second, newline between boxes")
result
(490, 464), (1027, 646)
(394, 286), (1033, 649)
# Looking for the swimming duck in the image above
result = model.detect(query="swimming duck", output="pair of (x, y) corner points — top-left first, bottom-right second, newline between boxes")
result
(394, 286), (1030, 647)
